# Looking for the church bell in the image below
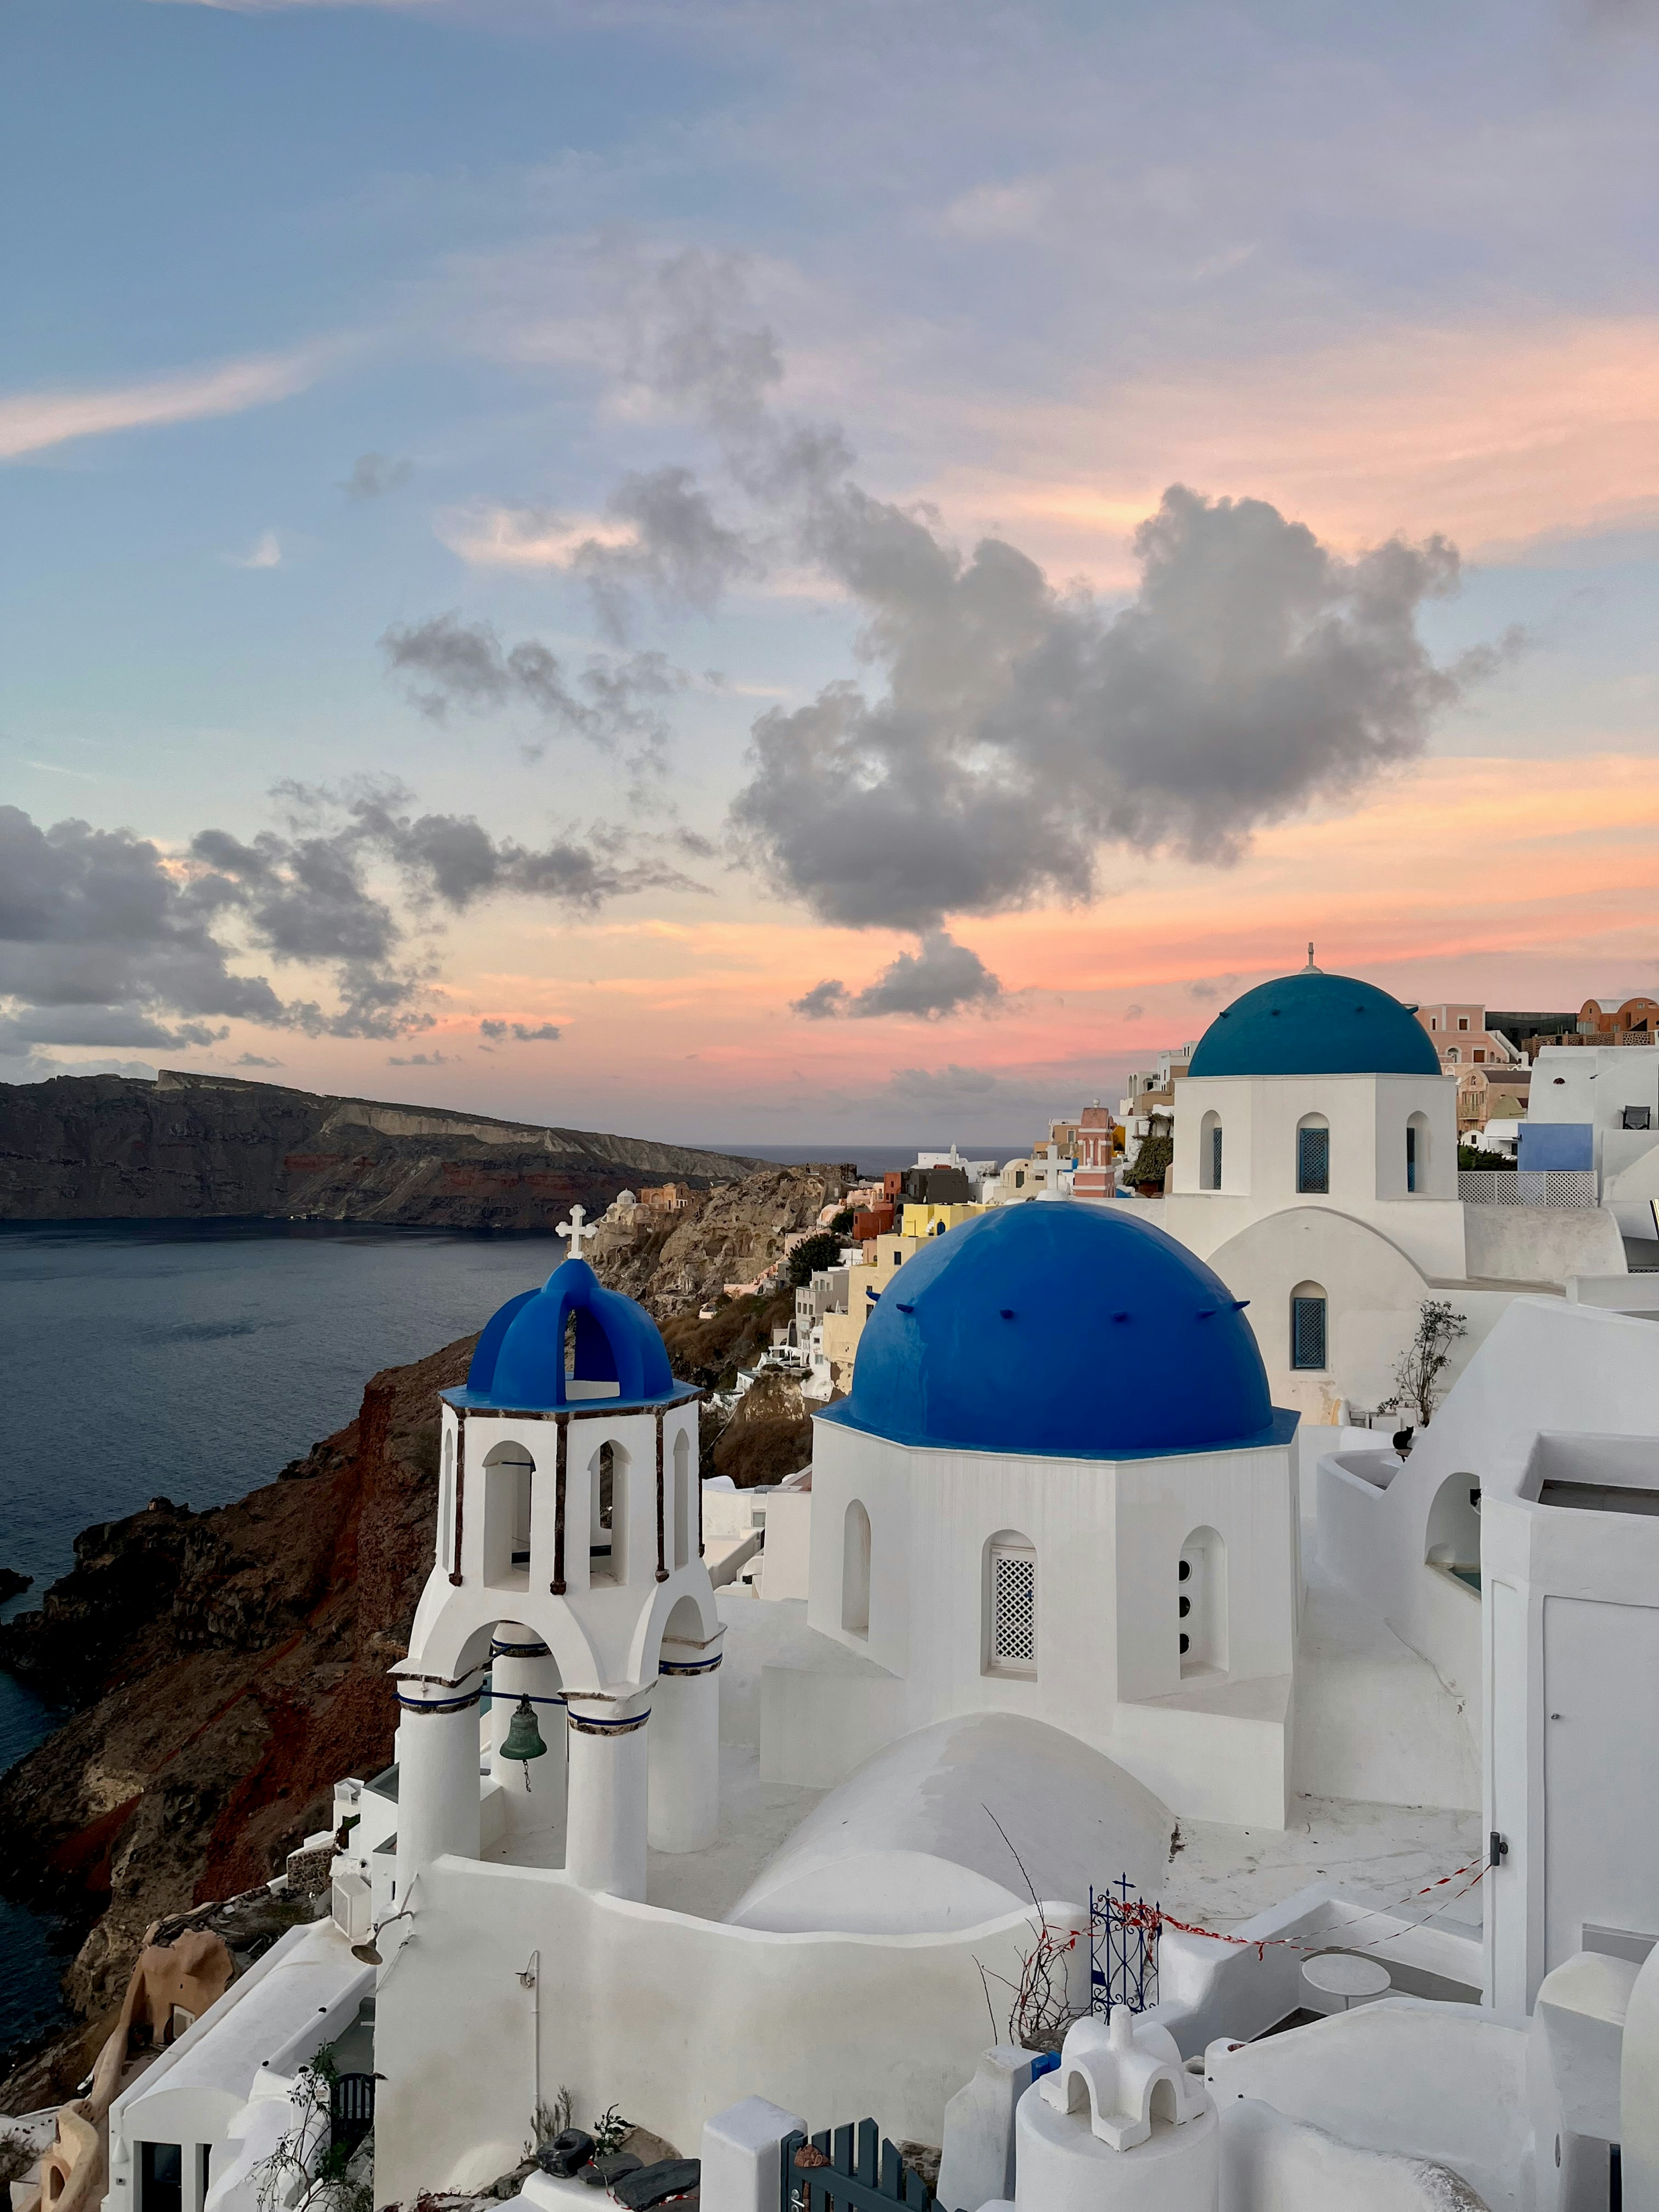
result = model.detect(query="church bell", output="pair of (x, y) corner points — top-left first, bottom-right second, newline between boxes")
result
(502, 1694), (547, 1767)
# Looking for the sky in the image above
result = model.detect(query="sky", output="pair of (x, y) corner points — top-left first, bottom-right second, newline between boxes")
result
(2, 0), (1656, 1148)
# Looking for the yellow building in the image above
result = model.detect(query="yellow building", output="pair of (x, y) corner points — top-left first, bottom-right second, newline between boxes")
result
(899, 1200), (988, 1240)
(820, 1230), (938, 1384)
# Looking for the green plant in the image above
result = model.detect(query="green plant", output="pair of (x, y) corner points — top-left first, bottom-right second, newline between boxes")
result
(1379, 1300), (1469, 1429)
(590, 2106), (631, 2159)
(1457, 1144), (1514, 1170)
(787, 1231), (845, 1287)
(828, 1207), (858, 1234)
(531, 2089), (572, 2148)
(1129, 1133), (1173, 1189)
(254, 2044), (372, 2212)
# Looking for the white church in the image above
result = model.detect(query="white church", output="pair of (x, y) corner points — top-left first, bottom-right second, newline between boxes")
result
(75, 995), (1659, 2212)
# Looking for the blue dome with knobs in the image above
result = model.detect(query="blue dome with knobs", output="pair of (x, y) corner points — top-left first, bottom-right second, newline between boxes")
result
(450, 1257), (677, 1411)
(1185, 969), (1440, 1080)
(818, 1202), (1288, 1461)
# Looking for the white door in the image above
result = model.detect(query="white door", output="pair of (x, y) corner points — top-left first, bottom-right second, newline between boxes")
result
(1544, 1595), (1659, 1977)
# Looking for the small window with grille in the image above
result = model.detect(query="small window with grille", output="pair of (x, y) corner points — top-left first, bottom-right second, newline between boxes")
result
(1291, 1292), (1328, 1372)
(1296, 1125), (1329, 1194)
(988, 1541), (1036, 1675)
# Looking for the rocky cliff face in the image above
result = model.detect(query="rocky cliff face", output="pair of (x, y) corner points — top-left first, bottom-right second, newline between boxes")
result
(0, 1164), (851, 2105)
(0, 1069), (763, 1226)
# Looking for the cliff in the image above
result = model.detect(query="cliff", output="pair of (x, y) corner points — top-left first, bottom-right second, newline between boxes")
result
(0, 1164), (849, 2107)
(0, 1068), (763, 1226)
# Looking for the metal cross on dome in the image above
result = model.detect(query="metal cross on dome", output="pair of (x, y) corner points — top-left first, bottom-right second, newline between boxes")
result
(556, 1203), (596, 1260)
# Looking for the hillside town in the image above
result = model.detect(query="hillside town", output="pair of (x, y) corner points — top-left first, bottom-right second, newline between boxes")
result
(5, 959), (1658, 2212)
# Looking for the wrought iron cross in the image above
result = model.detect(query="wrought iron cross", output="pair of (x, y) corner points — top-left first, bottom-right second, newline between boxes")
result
(556, 1202), (595, 1259)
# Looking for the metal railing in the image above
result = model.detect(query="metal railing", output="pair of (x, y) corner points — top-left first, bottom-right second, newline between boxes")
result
(1459, 1169), (1598, 1208)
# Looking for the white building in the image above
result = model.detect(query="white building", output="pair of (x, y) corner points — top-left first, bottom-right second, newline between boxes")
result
(1527, 1042), (1659, 1242)
(1152, 960), (1625, 1418)
(800, 1202), (1301, 1826)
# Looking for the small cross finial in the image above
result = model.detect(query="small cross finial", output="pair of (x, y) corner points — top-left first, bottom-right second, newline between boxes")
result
(1303, 941), (1322, 973)
(556, 1202), (596, 1260)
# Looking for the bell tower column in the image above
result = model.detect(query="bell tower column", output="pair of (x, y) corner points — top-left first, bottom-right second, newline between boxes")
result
(392, 1663), (484, 1908)
(563, 1688), (652, 1900)
(648, 1627), (724, 1853)
(489, 1625), (566, 1847)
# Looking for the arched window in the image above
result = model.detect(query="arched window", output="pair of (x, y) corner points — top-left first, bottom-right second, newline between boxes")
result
(1295, 1112), (1330, 1195)
(1446, 1047), (1459, 1064)
(1290, 1281), (1328, 1372)
(1178, 1527), (1227, 1675)
(672, 1428), (691, 1570)
(1406, 1110), (1430, 1195)
(984, 1529), (1037, 1677)
(1199, 1109), (1223, 1191)
(481, 1441), (534, 1580)
(590, 1440), (628, 1584)
(842, 1500), (871, 1637)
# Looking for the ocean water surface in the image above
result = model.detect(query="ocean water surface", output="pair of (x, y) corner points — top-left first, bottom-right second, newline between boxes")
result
(0, 1220), (571, 2062)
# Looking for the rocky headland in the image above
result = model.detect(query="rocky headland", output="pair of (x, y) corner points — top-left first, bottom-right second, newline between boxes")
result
(0, 1068), (763, 1227)
(0, 1163), (849, 2107)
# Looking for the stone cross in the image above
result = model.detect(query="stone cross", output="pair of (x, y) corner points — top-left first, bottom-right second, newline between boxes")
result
(556, 1203), (596, 1260)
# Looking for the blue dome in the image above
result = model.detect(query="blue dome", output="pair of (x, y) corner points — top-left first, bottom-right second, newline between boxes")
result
(458, 1258), (675, 1411)
(1186, 969), (1440, 1079)
(820, 1203), (1285, 1461)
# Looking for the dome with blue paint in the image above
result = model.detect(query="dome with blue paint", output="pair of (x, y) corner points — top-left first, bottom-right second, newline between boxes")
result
(820, 1202), (1285, 1461)
(1186, 967), (1440, 1080)
(456, 1257), (675, 1411)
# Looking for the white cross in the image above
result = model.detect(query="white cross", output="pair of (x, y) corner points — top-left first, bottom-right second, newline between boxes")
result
(556, 1203), (596, 1260)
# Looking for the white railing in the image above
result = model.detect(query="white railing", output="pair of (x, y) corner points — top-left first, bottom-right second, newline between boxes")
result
(1459, 1169), (1599, 1208)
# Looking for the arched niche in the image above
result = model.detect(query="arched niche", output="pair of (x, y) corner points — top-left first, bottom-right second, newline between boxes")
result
(1178, 1525), (1227, 1676)
(1290, 1279), (1328, 1372)
(1406, 1109), (1430, 1195)
(1295, 1111), (1330, 1195)
(842, 1499), (871, 1637)
(984, 1528), (1037, 1677)
(481, 1440), (535, 1583)
(672, 1427), (692, 1569)
(1425, 1469), (1482, 1586)
(588, 1438), (630, 1585)
(1199, 1107), (1224, 1191)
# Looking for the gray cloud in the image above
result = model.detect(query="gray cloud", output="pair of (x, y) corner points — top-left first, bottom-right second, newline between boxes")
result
(232, 1052), (283, 1068)
(0, 805), (291, 1042)
(0, 775), (693, 1059)
(378, 613), (681, 779)
(794, 930), (1003, 1019)
(577, 250), (1501, 941)
(341, 452), (412, 500)
(1189, 972), (1242, 1001)
(734, 483), (1489, 932)
(1123, 1003), (1144, 1021)
(478, 1018), (563, 1042)
(388, 1051), (454, 1066)
(575, 466), (756, 638)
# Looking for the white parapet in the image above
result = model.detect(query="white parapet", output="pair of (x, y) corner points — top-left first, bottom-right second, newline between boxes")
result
(698, 2096), (807, 2212)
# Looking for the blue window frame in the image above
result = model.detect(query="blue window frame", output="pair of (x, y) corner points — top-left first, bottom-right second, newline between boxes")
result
(1291, 1294), (1327, 1371)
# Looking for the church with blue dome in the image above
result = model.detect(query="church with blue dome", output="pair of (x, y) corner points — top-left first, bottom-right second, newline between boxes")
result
(803, 1198), (1303, 1829)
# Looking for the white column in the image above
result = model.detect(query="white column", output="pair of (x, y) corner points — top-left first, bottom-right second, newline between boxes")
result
(489, 1626), (566, 1848)
(392, 1666), (483, 1908)
(564, 1691), (651, 1900)
(648, 1636), (723, 1853)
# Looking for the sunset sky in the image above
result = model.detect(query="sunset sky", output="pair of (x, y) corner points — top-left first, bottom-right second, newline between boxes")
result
(3, 0), (1656, 1148)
